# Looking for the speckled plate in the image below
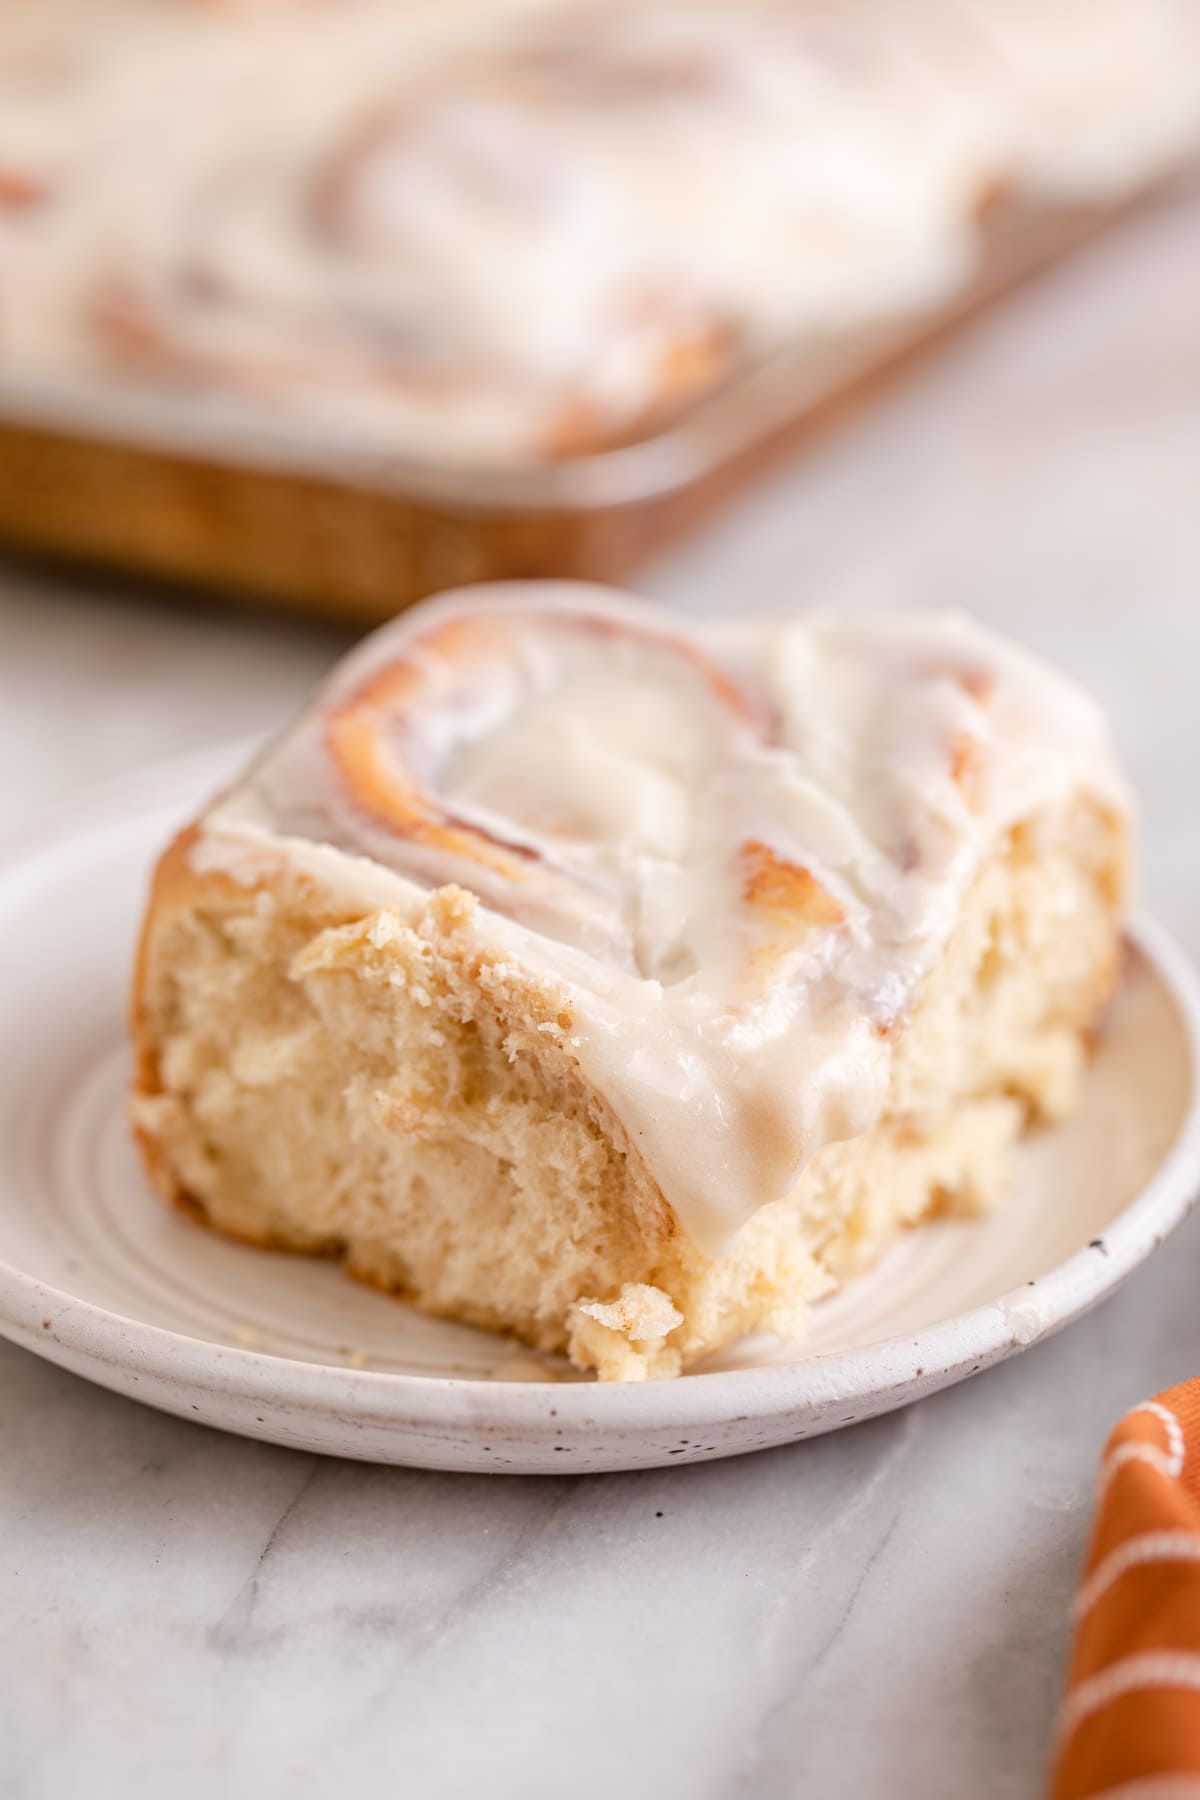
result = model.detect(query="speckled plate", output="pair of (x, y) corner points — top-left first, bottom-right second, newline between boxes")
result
(0, 748), (1198, 1473)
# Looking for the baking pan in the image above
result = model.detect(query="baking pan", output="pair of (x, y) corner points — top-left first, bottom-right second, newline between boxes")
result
(0, 184), (1185, 624)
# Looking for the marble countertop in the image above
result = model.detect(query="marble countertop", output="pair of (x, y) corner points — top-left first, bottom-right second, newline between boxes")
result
(3, 190), (1199, 1800)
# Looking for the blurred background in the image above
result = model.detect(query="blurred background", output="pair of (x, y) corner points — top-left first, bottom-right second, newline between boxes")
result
(1, 0), (1198, 929)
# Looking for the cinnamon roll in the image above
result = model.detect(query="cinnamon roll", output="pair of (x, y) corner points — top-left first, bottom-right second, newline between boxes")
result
(2, 0), (1198, 462)
(87, 42), (734, 455)
(131, 584), (1130, 1378)
(83, 0), (1011, 457)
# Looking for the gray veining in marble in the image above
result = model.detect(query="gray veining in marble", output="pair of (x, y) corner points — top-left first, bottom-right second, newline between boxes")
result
(2, 187), (1199, 1800)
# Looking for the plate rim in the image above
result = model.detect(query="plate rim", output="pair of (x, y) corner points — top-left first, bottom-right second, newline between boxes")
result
(0, 750), (1198, 1440)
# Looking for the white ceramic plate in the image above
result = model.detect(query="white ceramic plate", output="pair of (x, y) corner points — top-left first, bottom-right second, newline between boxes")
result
(1, 748), (1198, 1474)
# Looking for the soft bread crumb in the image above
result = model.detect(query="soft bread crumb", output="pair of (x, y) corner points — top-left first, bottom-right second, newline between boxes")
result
(567, 1284), (684, 1382)
(133, 796), (1126, 1379)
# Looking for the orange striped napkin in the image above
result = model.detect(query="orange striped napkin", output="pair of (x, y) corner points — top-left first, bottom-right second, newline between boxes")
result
(1050, 1380), (1200, 1800)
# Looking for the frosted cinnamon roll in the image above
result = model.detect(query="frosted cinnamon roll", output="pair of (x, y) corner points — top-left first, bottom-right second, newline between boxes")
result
(1, 0), (1199, 463)
(85, 0), (1006, 457)
(132, 583), (1130, 1379)
(89, 53), (739, 457)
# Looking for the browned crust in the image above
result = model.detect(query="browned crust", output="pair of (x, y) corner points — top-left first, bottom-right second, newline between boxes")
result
(742, 840), (844, 929)
(127, 819), (350, 1213)
(129, 824), (247, 1208)
(129, 823), (253, 1098)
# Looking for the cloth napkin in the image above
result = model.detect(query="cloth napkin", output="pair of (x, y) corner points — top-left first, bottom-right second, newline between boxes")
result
(1050, 1380), (1200, 1799)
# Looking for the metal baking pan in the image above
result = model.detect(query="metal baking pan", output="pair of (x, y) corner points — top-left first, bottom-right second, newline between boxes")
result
(0, 184), (1184, 624)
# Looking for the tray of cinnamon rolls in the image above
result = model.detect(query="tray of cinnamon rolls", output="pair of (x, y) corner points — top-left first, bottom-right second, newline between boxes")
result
(1, 0), (1198, 620)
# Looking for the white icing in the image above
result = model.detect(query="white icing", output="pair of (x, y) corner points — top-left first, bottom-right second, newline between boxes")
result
(194, 582), (1129, 1256)
(960, 0), (1200, 195)
(1, 0), (1197, 461)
